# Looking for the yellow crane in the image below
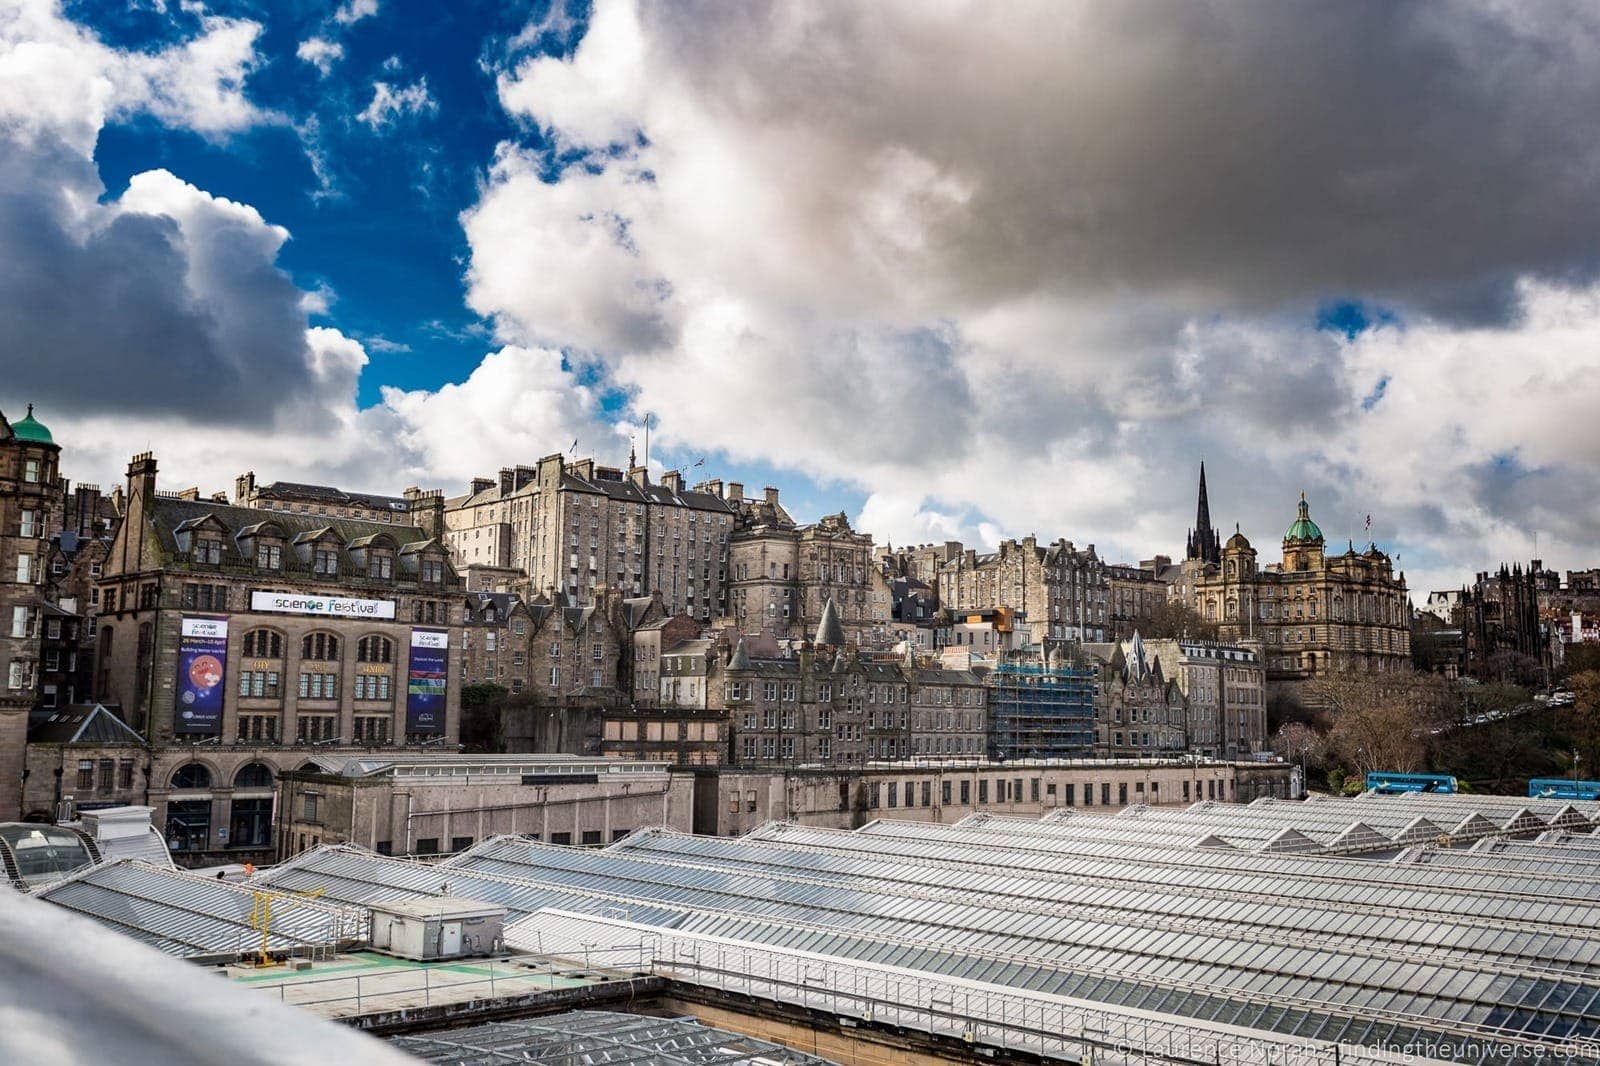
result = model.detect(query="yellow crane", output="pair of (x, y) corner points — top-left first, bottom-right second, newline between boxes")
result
(247, 886), (325, 968)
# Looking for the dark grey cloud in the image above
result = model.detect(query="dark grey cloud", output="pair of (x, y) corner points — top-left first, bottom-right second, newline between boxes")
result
(635, 0), (1600, 324)
(0, 135), (320, 426)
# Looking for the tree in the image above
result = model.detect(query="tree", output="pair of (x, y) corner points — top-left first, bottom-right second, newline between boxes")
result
(1309, 666), (1450, 778)
(1565, 670), (1600, 781)
(459, 683), (510, 753)
(1141, 599), (1218, 641)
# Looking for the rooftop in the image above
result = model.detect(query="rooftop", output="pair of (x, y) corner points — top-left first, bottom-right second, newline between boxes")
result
(388, 1011), (835, 1065)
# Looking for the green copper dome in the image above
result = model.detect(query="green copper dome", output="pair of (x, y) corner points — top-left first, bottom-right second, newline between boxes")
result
(1284, 492), (1323, 543)
(9, 404), (54, 444)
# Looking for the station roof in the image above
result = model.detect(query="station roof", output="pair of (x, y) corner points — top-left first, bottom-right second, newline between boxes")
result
(255, 792), (1600, 1064)
(35, 859), (365, 960)
(389, 1011), (834, 1065)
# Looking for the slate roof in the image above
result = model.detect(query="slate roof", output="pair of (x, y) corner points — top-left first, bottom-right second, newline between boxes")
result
(28, 704), (145, 745)
(146, 497), (451, 584)
(255, 480), (411, 513)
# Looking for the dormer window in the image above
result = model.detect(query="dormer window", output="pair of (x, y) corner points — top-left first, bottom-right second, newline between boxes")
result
(314, 548), (339, 575)
(421, 559), (443, 584)
(369, 552), (393, 579)
(256, 543), (282, 570)
(196, 537), (223, 565)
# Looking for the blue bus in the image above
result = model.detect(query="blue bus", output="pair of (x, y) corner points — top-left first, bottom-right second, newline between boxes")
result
(1529, 778), (1600, 801)
(1366, 771), (1458, 794)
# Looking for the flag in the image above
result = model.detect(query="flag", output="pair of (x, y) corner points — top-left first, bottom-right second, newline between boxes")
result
(1364, 514), (1371, 531)
(692, 457), (705, 468)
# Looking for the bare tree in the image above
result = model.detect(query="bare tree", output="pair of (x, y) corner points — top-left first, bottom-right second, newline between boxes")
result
(1309, 666), (1449, 777)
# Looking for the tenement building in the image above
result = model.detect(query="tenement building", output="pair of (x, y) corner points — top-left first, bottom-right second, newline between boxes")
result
(232, 471), (415, 525)
(725, 498), (894, 647)
(441, 452), (734, 620)
(1183, 489), (1410, 682)
(1, 404), (63, 818)
(938, 535), (1109, 644)
(1142, 637), (1267, 758)
(91, 452), (464, 865)
(1083, 633), (1189, 757)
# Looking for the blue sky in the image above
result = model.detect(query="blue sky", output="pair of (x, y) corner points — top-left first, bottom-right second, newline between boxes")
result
(6, 1), (1600, 594)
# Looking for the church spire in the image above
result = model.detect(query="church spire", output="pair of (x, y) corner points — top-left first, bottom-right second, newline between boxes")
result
(1186, 461), (1221, 564)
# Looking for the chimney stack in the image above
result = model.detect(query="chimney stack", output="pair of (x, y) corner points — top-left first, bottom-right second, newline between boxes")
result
(126, 452), (158, 512)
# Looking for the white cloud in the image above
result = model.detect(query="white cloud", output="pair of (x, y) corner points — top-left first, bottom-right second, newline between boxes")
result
(461, 0), (1600, 592)
(0, 0), (615, 504)
(295, 37), (343, 77)
(356, 77), (436, 130)
(331, 0), (378, 28)
(0, 0), (264, 153)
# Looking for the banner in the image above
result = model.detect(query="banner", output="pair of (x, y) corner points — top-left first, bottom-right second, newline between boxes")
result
(249, 590), (396, 619)
(405, 629), (448, 734)
(175, 617), (228, 734)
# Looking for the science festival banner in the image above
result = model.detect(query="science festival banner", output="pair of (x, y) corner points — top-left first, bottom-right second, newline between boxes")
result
(175, 616), (228, 733)
(406, 628), (448, 734)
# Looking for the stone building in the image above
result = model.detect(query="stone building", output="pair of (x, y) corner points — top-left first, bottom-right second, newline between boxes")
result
(725, 502), (894, 647)
(1459, 562), (1551, 684)
(1084, 633), (1189, 757)
(1107, 562), (1163, 639)
(1182, 487), (1411, 683)
(233, 472), (416, 525)
(457, 586), (653, 701)
(89, 452), (464, 865)
(708, 758), (1293, 836)
(1, 404), (63, 819)
(1142, 638), (1267, 758)
(938, 536), (1109, 645)
(275, 753), (697, 857)
(441, 452), (735, 620)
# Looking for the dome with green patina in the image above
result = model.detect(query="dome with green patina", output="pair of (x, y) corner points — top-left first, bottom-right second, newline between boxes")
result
(8, 404), (54, 445)
(1284, 492), (1323, 543)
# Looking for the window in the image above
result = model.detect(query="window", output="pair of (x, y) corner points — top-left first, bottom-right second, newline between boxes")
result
(238, 714), (278, 743)
(118, 759), (134, 790)
(415, 837), (440, 855)
(238, 670), (282, 699)
(19, 508), (38, 538)
(76, 759), (94, 791)
(256, 543), (282, 570)
(452, 836), (475, 852)
(354, 715), (390, 744)
(195, 538), (223, 565)
(421, 559), (444, 583)
(354, 674), (392, 701)
(296, 714), (336, 742)
(244, 629), (283, 659)
(299, 672), (338, 700)
(313, 547), (338, 575)
(15, 553), (32, 583)
(369, 553), (393, 579)
(357, 635), (393, 663)
(171, 763), (212, 790)
(230, 798), (273, 848)
(23, 458), (40, 483)
(9, 607), (26, 638)
(548, 667), (560, 687)
(302, 633), (339, 661)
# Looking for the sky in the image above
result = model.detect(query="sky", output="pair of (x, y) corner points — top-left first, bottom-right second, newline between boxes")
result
(3, 0), (1600, 597)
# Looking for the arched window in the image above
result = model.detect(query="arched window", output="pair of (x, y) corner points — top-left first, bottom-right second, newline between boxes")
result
(233, 762), (274, 790)
(302, 632), (340, 661)
(357, 635), (393, 664)
(244, 628), (283, 659)
(171, 763), (212, 790)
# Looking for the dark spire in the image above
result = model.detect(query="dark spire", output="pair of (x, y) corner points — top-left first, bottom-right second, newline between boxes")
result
(1186, 461), (1221, 564)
